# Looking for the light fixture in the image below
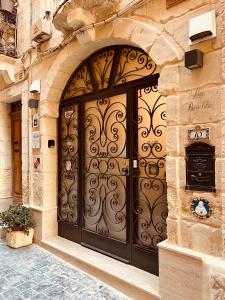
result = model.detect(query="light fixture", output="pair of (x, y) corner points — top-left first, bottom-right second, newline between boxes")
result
(185, 49), (203, 70)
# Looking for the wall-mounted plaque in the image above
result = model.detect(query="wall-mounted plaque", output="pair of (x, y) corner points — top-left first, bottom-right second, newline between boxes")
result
(34, 157), (41, 171)
(32, 114), (39, 128)
(191, 198), (212, 219)
(185, 142), (216, 192)
(188, 127), (209, 141)
(166, 0), (186, 8)
(32, 131), (41, 149)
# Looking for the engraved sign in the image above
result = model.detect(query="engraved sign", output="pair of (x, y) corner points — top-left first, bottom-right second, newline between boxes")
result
(32, 131), (41, 149)
(188, 127), (209, 141)
(166, 0), (186, 8)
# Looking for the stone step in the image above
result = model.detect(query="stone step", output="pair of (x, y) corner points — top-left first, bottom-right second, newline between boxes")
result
(39, 236), (161, 300)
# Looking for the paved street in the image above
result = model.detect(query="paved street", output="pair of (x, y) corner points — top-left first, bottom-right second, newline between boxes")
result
(0, 240), (128, 300)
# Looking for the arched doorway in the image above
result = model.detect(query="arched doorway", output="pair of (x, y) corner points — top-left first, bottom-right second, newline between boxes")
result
(58, 45), (168, 275)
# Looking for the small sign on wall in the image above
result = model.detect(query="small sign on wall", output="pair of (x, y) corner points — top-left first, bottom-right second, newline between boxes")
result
(188, 127), (209, 141)
(32, 114), (39, 128)
(191, 197), (212, 219)
(34, 157), (41, 171)
(166, 0), (186, 8)
(32, 131), (41, 149)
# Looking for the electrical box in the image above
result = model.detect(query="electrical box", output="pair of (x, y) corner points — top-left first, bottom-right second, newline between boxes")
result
(32, 19), (51, 43)
(189, 10), (216, 45)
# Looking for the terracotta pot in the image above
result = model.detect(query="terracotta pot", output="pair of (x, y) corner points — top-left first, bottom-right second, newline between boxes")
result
(6, 228), (34, 248)
(0, 0), (14, 13)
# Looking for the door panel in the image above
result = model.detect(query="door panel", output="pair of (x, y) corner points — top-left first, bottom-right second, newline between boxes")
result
(82, 94), (130, 259)
(132, 85), (168, 275)
(58, 103), (80, 242)
(11, 107), (22, 203)
(58, 74), (168, 275)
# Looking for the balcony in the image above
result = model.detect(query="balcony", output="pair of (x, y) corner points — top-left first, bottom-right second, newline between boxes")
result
(53, 0), (121, 34)
(0, 9), (17, 58)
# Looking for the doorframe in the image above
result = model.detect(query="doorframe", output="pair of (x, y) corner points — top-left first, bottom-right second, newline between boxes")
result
(11, 101), (22, 203)
(58, 74), (161, 266)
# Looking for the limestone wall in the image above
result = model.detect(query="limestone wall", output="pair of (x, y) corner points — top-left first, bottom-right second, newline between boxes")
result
(0, 0), (224, 297)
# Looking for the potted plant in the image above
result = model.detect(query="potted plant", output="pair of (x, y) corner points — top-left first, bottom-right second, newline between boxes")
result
(0, 204), (35, 248)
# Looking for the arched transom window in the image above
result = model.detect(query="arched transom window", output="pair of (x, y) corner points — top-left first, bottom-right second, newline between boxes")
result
(62, 45), (158, 100)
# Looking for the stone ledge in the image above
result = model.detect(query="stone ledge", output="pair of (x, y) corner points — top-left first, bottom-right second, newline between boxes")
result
(38, 236), (160, 300)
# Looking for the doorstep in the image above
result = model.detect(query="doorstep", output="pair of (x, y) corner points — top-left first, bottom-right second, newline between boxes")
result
(39, 236), (160, 300)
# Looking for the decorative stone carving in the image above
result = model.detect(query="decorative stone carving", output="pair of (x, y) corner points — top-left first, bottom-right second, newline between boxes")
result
(53, 0), (120, 33)
(210, 273), (225, 300)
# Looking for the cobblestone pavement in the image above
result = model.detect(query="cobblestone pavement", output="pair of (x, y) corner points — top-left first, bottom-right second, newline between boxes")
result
(0, 240), (128, 300)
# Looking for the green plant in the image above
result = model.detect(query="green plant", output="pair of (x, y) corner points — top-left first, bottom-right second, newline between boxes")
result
(0, 204), (35, 235)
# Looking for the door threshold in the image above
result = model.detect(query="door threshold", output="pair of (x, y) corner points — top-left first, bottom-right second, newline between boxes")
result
(38, 236), (160, 300)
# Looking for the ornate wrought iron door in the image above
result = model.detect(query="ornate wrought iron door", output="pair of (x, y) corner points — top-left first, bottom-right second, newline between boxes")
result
(132, 85), (167, 275)
(58, 45), (167, 275)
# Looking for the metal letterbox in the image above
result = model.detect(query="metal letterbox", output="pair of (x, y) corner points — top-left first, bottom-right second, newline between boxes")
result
(185, 142), (215, 192)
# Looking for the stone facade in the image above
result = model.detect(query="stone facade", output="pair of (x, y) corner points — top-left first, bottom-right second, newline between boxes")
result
(0, 0), (225, 299)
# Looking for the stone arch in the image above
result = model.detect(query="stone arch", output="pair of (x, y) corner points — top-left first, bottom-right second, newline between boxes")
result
(38, 16), (183, 241)
(40, 17), (183, 118)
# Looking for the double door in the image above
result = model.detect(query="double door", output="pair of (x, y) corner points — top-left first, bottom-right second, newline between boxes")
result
(58, 76), (167, 275)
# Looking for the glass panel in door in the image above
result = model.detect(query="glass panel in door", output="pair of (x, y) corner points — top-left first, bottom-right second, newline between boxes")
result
(58, 103), (79, 224)
(134, 86), (168, 252)
(84, 94), (128, 242)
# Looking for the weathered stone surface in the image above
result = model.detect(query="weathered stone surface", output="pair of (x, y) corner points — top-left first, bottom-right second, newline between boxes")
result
(191, 224), (222, 256)
(177, 51), (222, 92)
(167, 186), (180, 219)
(144, 0), (209, 23)
(178, 86), (223, 125)
(166, 95), (178, 126)
(167, 126), (179, 156)
(166, 157), (178, 189)
(159, 242), (203, 300)
(167, 218), (179, 244)
(158, 65), (179, 94)
(210, 273), (225, 300)
(149, 34), (183, 66)
(33, 172), (43, 207)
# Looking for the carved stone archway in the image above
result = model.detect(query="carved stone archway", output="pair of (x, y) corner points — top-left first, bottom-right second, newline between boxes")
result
(37, 16), (183, 243)
(40, 17), (183, 116)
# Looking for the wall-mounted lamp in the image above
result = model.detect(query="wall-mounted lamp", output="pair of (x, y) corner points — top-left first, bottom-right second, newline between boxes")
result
(185, 49), (203, 70)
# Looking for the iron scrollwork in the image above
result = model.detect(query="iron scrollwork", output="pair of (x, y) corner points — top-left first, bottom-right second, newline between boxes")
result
(114, 47), (157, 85)
(58, 104), (79, 224)
(63, 46), (157, 101)
(134, 86), (168, 252)
(84, 95), (127, 241)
